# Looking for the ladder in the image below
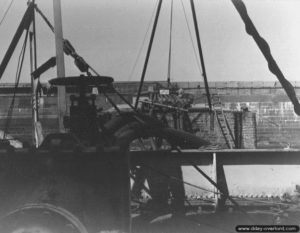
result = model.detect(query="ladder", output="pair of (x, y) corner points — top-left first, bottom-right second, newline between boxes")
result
(212, 95), (236, 149)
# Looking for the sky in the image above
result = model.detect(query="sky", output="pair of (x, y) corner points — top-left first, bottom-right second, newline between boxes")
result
(0, 0), (300, 84)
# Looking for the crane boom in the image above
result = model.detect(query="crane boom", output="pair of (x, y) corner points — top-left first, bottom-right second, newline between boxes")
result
(0, 2), (34, 79)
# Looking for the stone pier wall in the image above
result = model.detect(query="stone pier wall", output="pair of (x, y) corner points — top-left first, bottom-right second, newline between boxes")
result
(0, 81), (299, 148)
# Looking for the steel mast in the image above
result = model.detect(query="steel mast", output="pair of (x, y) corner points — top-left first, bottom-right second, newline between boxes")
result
(53, 0), (67, 132)
(28, 0), (41, 147)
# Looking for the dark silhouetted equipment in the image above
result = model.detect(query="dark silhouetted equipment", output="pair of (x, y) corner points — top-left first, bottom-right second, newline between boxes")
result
(49, 75), (114, 145)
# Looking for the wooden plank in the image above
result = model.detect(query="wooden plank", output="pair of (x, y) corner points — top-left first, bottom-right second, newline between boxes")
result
(130, 150), (213, 166)
(130, 149), (300, 166)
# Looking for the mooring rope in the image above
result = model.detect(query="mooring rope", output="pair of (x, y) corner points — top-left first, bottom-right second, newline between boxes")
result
(231, 0), (300, 116)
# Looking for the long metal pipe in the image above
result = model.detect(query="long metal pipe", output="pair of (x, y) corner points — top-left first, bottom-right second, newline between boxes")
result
(190, 0), (212, 110)
(134, 0), (163, 109)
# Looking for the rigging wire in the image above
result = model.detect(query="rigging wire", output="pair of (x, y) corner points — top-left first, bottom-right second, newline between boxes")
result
(35, 5), (100, 78)
(135, 0), (163, 109)
(0, 0), (15, 27)
(141, 163), (219, 195)
(34, 5), (54, 32)
(4, 29), (29, 138)
(0, 0), (9, 9)
(127, 0), (159, 82)
(180, 0), (202, 78)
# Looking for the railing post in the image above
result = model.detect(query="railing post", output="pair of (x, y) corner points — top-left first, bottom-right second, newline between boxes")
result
(212, 152), (218, 209)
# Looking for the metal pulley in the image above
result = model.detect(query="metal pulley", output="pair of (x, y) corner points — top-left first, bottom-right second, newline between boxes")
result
(63, 39), (75, 55)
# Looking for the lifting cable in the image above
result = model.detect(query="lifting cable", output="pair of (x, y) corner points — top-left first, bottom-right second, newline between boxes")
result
(180, 0), (202, 78)
(141, 163), (219, 195)
(4, 29), (29, 138)
(0, 0), (15, 27)
(134, 0), (163, 109)
(127, 0), (159, 82)
(34, 5), (54, 32)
